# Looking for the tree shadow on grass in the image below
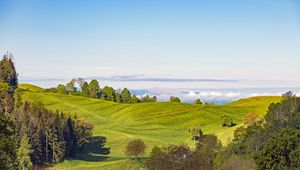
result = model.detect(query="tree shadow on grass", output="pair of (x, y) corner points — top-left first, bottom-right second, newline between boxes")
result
(75, 136), (111, 162)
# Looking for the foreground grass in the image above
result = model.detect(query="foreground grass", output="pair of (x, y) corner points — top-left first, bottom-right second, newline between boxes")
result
(20, 84), (281, 169)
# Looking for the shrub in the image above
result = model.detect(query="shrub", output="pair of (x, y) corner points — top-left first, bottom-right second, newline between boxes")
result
(221, 114), (236, 127)
(125, 139), (146, 159)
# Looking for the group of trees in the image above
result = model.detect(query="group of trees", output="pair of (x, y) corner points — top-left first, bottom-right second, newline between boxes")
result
(216, 91), (300, 170)
(0, 54), (93, 169)
(169, 96), (203, 104)
(125, 130), (221, 170)
(146, 134), (221, 170)
(15, 101), (93, 166)
(46, 78), (157, 104)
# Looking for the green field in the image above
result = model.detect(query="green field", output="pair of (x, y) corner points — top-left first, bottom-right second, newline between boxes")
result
(19, 84), (281, 170)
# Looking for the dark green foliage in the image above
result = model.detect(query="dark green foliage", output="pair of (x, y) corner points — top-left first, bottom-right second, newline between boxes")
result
(146, 134), (220, 170)
(221, 114), (236, 127)
(265, 91), (297, 128)
(194, 98), (203, 104)
(170, 96), (181, 103)
(14, 88), (23, 110)
(147, 144), (192, 170)
(255, 128), (300, 170)
(102, 86), (116, 101)
(187, 126), (203, 141)
(15, 101), (93, 165)
(121, 88), (131, 103)
(115, 93), (122, 103)
(219, 154), (256, 170)
(0, 53), (18, 88)
(125, 139), (146, 158)
(140, 95), (156, 102)
(147, 135), (220, 170)
(81, 82), (89, 97)
(220, 92), (300, 169)
(130, 95), (140, 103)
(44, 87), (57, 93)
(45, 79), (157, 104)
(88, 79), (100, 98)
(66, 79), (77, 94)
(0, 112), (16, 170)
(0, 83), (14, 113)
(56, 84), (67, 94)
(17, 134), (32, 170)
(296, 98), (300, 112)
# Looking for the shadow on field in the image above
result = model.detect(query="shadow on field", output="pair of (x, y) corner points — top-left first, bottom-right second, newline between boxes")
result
(75, 136), (111, 162)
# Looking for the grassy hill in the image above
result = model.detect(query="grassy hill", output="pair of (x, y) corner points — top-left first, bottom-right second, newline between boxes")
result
(19, 84), (281, 170)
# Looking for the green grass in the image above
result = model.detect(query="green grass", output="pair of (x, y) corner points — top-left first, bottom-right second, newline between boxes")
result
(19, 83), (44, 92)
(20, 83), (281, 170)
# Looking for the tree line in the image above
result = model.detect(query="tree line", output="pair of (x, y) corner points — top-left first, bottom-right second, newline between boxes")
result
(45, 78), (157, 103)
(0, 53), (93, 169)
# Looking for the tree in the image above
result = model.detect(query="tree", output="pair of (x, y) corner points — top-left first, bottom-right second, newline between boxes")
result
(49, 113), (65, 163)
(244, 112), (259, 127)
(265, 91), (297, 127)
(170, 96), (181, 103)
(66, 79), (76, 94)
(121, 88), (131, 103)
(185, 135), (221, 170)
(115, 93), (122, 103)
(14, 88), (23, 109)
(56, 84), (67, 94)
(147, 144), (191, 170)
(125, 139), (146, 159)
(194, 98), (203, 104)
(102, 86), (115, 101)
(88, 80), (100, 98)
(0, 53), (18, 88)
(220, 154), (256, 170)
(130, 95), (140, 103)
(0, 111), (16, 169)
(187, 126), (203, 141)
(17, 134), (32, 170)
(141, 95), (150, 102)
(255, 128), (300, 170)
(221, 114), (236, 127)
(0, 83), (14, 113)
(81, 82), (89, 97)
(76, 78), (86, 90)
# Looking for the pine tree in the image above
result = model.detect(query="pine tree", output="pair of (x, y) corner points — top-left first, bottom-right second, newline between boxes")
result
(0, 53), (18, 88)
(0, 83), (14, 114)
(49, 113), (65, 163)
(0, 111), (16, 170)
(64, 116), (76, 158)
(17, 134), (32, 170)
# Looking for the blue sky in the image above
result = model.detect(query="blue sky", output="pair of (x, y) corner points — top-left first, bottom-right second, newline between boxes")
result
(0, 0), (300, 84)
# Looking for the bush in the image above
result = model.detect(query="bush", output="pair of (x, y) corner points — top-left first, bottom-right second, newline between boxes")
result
(170, 96), (181, 103)
(125, 139), (146, 159)
(221, 114), (236, 127)
(194, 99), (203, 104)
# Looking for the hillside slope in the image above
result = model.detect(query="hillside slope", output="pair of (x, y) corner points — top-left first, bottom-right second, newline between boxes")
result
(20, 84), (281, 169)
